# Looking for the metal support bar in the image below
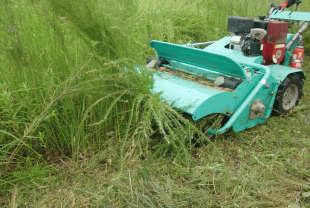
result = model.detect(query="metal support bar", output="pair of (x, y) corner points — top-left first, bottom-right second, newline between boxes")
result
(266, 4), (276, 20)
(207, 62), (271, 135)
(286, 21), (309, 51)
(186, 41), (216, 47)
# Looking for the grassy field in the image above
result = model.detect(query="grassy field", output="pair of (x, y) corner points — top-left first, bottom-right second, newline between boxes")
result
(0, 0), (310, 207)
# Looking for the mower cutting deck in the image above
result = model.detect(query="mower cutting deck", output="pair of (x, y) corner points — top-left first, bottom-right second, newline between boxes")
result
(146, 0), (309, 135)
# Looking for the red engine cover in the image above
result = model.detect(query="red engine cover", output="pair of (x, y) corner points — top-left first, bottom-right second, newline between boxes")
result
(262, 21), (289, 65)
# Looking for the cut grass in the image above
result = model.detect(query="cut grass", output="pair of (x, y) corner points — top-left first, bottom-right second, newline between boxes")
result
(1, 124), (309, 207)
(152, 66), (234, 92)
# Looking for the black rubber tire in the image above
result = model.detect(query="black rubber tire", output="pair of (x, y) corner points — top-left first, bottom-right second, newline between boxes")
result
(146, 57), (156, 65)
(192, 114), (231, 147)
(154, 58), (169, 68)
(201, 114), (231, 136)
(273, 73), (303, 115)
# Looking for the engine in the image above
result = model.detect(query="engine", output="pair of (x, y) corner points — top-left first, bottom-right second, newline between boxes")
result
(227, 16), (289, 65)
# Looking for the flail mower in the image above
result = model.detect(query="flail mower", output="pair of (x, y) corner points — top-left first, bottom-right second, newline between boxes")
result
(145, 0), (309, 135)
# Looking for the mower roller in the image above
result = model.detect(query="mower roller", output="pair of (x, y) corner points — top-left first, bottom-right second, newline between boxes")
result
(146, 0), (309, 135)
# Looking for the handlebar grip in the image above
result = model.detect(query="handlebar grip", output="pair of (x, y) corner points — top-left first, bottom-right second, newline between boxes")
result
(276, 0), (289, 10)
(277, 0), (301, 10)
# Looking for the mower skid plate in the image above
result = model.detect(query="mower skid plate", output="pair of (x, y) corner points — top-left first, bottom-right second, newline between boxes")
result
(150, 40), (247, 79)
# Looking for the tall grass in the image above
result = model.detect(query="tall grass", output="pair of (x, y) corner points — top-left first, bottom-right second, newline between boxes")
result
(0, 0), (216, 172)
(1, 0), (272, 164)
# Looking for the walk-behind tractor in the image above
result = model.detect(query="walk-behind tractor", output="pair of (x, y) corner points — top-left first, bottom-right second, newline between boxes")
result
(145, 0), (309, 136)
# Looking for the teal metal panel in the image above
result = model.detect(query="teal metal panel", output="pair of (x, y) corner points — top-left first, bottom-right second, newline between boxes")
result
(203, 37), (264, 65)
(150, 40), (247, 79)
(192, 74), (264, 121)
(151, 72), (224, 115)
(232, 74), (278, 132)
(230, 64), (305, 132)
(192, 92), (235, 120)
(191, 72), (277, 133)
(206, 62), (271, 134)
(270, 11), (310, 22)
(268, 65), (305, 83)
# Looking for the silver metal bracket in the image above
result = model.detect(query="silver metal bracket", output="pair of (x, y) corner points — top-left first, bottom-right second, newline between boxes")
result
(249, 99), (265, 120)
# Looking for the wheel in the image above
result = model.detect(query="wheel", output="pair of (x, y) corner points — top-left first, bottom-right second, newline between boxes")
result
(154, 58), (169, 68)
(146, 57), (156, 65)
(198, 114), (230, 134)
(273, 73), (303, 115)
(192, 114), (231, 147)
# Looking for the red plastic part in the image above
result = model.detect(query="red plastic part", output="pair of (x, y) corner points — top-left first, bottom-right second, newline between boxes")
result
(290, 46), (304, 69)
(263, 21), (289, 65)
(266, 21), (289, 44)
(277, 1), (289, 9)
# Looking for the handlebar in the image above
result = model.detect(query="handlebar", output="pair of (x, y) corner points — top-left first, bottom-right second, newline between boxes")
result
(276, 0), (301, 10)
(266, 0), (302, 19)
